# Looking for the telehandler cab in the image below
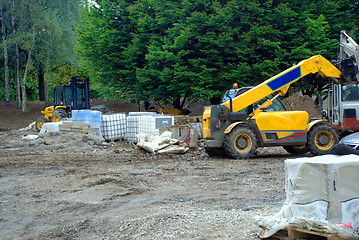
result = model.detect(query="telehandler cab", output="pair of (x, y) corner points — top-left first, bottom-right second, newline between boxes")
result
(203, 55), (342, 159)
(35, 76), (91, 131)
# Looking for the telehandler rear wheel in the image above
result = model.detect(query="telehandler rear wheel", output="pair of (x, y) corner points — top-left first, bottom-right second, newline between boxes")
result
(223, 126), (257, 159)
(35, 116), (49, 132)
(283, 145), (308, 155)
(307, 124), (338, 155)
(52, 109), (68, 122)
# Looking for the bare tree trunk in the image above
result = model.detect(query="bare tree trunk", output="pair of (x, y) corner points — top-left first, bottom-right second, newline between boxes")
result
(173, 98), (181, 110)
(38, 64), (45, 101)
(45, 57), (49, 103)
(21, 52), (32, 112)
(1, 7), (10, 106)
(180, 92), (189, 109)
(21, 30), (35, 112)
(10, 0), (21, 109)
(21, 73), (26, 111)
(14, 42), (20, 108)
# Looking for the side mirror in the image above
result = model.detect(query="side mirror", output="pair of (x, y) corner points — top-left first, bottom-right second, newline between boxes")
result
(322, 110), (328, 118)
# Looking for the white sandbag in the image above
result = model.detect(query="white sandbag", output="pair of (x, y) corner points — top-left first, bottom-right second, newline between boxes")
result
(39, 122), (61, 135)
(257, 154), (359, 238)
(21, 134), (39, 140)
(19, 121), (36, 131)
(136, 131), (189, 154)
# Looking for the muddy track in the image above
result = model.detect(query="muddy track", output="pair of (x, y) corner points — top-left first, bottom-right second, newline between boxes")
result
(0, 129), (307, 239)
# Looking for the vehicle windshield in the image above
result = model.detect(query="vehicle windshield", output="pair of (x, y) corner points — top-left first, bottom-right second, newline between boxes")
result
(76, 86), (86, 109)
(222, 87), (253, 103)
(54, 86), (72, 107)
(63, 87), (72, 107)
(222, 87), (286, 114)
(342, 84), (359, 101)
(254, 95), (287, 112)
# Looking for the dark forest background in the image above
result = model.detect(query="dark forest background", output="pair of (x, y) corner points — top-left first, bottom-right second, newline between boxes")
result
(0, 0), (358, 110)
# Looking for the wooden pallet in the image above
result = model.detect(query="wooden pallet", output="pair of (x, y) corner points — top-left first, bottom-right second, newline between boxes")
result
(270, 227), (357, 240)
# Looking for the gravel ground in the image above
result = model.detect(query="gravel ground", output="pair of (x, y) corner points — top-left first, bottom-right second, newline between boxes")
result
(0, 129), (307, 240)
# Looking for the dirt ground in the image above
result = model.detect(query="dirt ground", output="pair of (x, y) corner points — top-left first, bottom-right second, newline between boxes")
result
(0, 96), (319, 239)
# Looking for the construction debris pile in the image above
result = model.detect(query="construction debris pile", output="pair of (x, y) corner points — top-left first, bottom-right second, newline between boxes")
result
(34, 109), (200, 154)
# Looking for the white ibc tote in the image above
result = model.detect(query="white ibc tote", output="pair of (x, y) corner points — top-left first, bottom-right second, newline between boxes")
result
(101, 113), (127, 141)
(126, 113), (174, 142)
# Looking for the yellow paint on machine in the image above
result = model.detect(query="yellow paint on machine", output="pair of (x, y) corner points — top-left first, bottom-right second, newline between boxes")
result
(202, 107), (212, 138)
(224, 121), (249, 134)
(221, 55), (341, 113)
(260, 131), (294, 141)
(254, 111), (309, 131)
(41, 105), (67, 121)
(277, 131), (295, 138)
(41, 106), (55, 121)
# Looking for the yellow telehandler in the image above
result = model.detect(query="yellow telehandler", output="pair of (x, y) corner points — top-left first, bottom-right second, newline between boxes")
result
(203, 55), (342, 159)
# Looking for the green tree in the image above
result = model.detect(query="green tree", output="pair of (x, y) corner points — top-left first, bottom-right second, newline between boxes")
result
(0, 0), (81, 111)
(76, 0), (359, 106)
(0, 3), (10, 105)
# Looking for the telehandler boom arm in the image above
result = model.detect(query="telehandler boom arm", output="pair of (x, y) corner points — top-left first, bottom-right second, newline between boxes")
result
(223, 55), (341, 112)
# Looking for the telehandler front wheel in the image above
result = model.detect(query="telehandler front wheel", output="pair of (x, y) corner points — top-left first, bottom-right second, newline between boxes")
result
(307, 124), (338, 155)
(52, 109), (68, 122)
(223, 126), (257, 159)
(35, 116), (49, 132)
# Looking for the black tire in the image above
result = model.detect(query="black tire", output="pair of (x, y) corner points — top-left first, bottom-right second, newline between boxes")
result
(204, 147), (226, 157)
(307, 124), (339, 155)
(51, 109), (68, 122)
(223, 126), (257, 159)
(283, 145), (308, 155)
(35, 116), (49, 132)
(331, 143), (359, 156)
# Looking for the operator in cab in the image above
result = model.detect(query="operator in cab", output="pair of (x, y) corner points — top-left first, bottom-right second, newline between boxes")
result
(222, 83), (239, 103)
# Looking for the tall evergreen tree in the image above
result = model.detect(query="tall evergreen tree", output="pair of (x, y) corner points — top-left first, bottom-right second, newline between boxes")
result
(0, 0), (352, 105)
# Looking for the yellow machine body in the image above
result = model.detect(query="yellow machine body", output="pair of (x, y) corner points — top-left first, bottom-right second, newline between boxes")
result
(221, 55), (341, 113)
(202, 106), (212, 138)
(41, 106), (67, 121)
(253, 111), (308, 131)
(253, 111), (309, 144)
(203, 55), (342, 150)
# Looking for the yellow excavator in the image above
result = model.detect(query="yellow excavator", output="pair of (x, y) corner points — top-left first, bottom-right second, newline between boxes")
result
(203, 55), (343, 159)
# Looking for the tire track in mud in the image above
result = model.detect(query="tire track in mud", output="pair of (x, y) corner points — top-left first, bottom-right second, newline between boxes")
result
(0, 129), (293, 239)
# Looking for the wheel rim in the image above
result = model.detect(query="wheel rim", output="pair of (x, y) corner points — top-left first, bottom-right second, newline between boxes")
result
(53, 115), (59, 122)
(37, 120), (44, 129)
(234, 133), (252, 153)
(315, 130), (334, 150)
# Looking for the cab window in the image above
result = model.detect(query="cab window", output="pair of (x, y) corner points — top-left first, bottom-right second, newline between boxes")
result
(54, 87), (63, 106)
(343, 84), (359, 101)
(76, 87), (85, 109)
(63, 87), (72, 107)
